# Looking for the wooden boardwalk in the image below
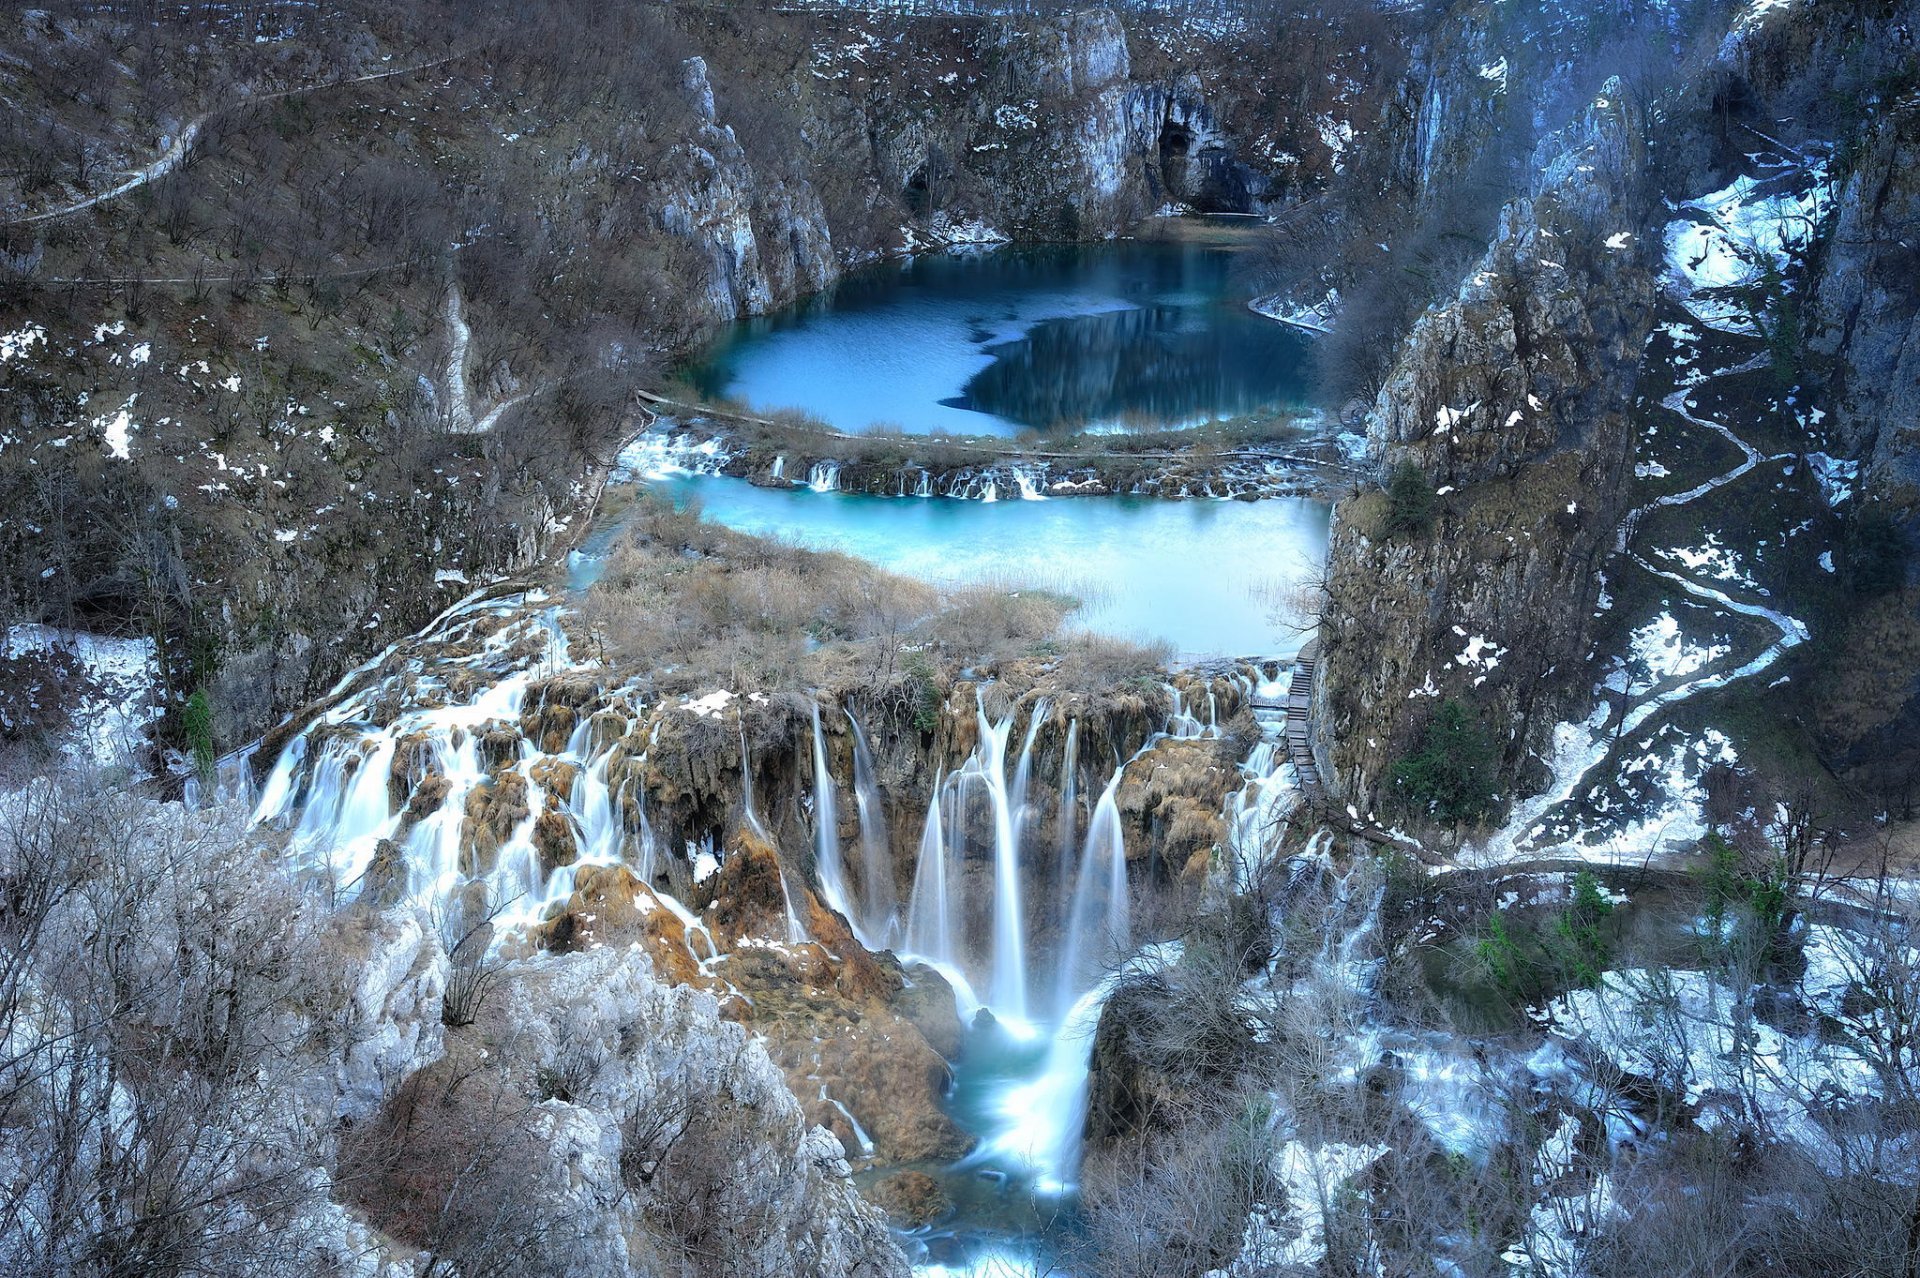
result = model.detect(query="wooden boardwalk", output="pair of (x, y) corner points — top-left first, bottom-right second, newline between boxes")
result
(1254, 636), (1438, 862)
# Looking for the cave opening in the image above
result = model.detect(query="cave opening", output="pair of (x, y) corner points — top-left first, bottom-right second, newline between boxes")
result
(1157, 120), (1193, 198)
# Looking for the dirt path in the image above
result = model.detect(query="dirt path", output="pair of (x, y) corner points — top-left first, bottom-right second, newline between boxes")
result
(8, 50), (476, 226)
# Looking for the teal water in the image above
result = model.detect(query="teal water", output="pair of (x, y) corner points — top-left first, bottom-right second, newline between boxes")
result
(622, 476), (1328, 660)
(686, 240), (1312, 436)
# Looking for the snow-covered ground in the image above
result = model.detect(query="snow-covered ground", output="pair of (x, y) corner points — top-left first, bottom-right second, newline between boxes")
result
(3, 625), (159, 773)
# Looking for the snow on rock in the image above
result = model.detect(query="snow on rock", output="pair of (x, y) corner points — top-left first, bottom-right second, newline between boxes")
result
(3, 625), (159, 771)
(1627, 611), (1730, 682)
(1, 323), (47, 363)
(1207, 1141), (1385, 1275)
(1663, 160), (1832, 333)
(1548, 967), (1880, 1157)
(1807, 451), (1858, 506)
(329, 907), (448, 1122)
(683, 689), (737, 719)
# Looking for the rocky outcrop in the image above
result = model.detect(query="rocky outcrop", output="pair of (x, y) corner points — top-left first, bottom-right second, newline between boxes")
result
(661, 57), (839, 328)
(539, 829), (974, 1168)
(344, 943), (911, 1278)
(327, 904), (449, 1122)
(1312, 90), (1659, 818)
(1811, 100), (1920, 527)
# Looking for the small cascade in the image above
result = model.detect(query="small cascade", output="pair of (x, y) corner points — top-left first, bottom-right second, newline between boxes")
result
(1224, 663), (1301, 890)
(570, 753), (620, 862)
(846, 710), (896, 945)
(1165, 683), (1213, 740)
(809, 704), (855, 922)
(739, 727), (769, 840)
(779, 864), (810, 946)
(1057, 770), (1130, 1012)
(914, 470), (932, 498)
(1012, 465), (1048, 501)
(806, 461), (840, 493)
(770, 455), (786, 481)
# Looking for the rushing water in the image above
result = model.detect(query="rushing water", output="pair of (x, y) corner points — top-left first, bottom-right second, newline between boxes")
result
(602, 476), (1328, 661)
(253, 224), (1327, 1277)
(686, 238), (1313, 436)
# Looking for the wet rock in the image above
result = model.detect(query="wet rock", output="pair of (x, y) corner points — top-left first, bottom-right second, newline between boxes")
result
(359, 838), (409, 910)
(895, 960), (965, 1061)
(460, 769), (529, 876)
(1115, 735), (1237, 874)
(531, 802), (576, 876)
(537, 864), (706, 987)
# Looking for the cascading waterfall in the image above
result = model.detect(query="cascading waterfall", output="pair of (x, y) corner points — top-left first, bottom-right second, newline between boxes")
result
(807, 461), (840, 492)
(901, 770), (986, 1011)
(1056, 769), (1131, 1014)
(809, 704), (855, 923)
(1054, 719), (1080, 928)
(846, 711), (896, 945)
(971, 701), (1027, 1022)
(1009, 698), (1048, 856)
(983, 942), (1181, 1196)
(256, 596), (1308, 1211)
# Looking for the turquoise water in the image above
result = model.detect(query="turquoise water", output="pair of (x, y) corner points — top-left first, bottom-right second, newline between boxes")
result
(686, 240), (1312, 436)
(627, 476), (1328, 660)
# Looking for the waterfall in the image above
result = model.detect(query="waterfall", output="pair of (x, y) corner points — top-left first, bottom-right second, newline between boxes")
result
(771, 455), (785, 481)
(807, 461), (840, 492)
(809, 704), (854, 922)
(846, 710), (896, 945)
(1012, 465), (1048, 501)
(902, 771), (982, 1010)
(779, 863), (810, 945)
(1223, 664), (1300, 891)
(1054, 718), (1080, 928)
(973, 702), (1027, 1022)
(914, 470), (932, 498)
(1057, 769), (1130, 1011)
(1009, 698), (1048, 857)
(984, 941), (1181, 1194)
(739, 727), (769, 840)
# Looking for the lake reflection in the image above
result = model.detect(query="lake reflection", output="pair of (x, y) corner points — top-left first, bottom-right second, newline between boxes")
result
(687, 239), (1310, 436)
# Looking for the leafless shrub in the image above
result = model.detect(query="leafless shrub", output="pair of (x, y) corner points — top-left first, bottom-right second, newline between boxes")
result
(437, 884), (511, 1028)
(0, 777), (334, 1277)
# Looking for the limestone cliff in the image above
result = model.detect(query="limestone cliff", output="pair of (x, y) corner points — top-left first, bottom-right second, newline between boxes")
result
(1311, 90), (1658, 816)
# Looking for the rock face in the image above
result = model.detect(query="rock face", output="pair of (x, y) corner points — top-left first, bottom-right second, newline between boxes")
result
(1797, 7), (1920, 789)
(661, 57), (839, 328)
(1812, 103), (1920, 533)
(328, 904), (449, 1122)
(1312, 92), (1658, 816)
